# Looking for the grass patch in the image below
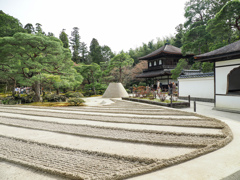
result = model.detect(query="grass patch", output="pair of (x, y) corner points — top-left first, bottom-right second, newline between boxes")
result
(0, 93), (11, 98)
(152, 99), (181, 103)
(20, 102), (84, 107)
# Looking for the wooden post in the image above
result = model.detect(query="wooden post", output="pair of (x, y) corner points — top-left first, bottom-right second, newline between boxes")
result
(171, 94), (173, 108)
(194, 101), (196, 112)
(188, 95), (190, 107)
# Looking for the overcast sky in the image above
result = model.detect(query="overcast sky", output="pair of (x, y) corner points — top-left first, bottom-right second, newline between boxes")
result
(1, 0), (187, 53)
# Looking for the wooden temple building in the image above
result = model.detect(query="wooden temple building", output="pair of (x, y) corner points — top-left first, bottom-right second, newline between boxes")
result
(136, 44), (193, 90)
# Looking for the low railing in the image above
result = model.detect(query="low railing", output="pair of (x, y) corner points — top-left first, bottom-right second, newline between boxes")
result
(143, 65), (177, 72)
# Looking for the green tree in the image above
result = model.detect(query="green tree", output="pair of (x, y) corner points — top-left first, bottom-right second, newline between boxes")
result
(109, 52), (134, 83)
(202, 62), (214, 73)
(24, 23), (35, 34)
(190, 61), (202, 70)
(207, 0), (240, 46)
(0, 32), (78, 101)
(70, 27), (81, 63)
(89, 38), (103, 64)
(59, 29), (69, 48)
(171, 59), (189, 80)
(182, 0), (212, 55)
(173, 24), (184, 48)
(35, 23), (45, 35)
(80, 42), (88, 63)
(0, 10), (25, 37)
(76, 63), (102, 95)
(47, 32), (54, 37)
(101, 45), (114, 62)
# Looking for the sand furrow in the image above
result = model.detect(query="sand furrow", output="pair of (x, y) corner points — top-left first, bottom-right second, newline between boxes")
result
(0, 135), (156, 180)
(0, 109), (223, 128)
(0, 113), (223, 134)
(0, 107), (199, 118)
(0, 99), (233, 180)
(0, 117), (224, 147)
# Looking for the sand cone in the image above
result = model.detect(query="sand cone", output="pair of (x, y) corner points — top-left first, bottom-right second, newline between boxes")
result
(102, 83), (129, 98)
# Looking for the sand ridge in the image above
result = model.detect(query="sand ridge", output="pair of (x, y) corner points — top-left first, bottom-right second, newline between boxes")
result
(0, 100), (233, 179)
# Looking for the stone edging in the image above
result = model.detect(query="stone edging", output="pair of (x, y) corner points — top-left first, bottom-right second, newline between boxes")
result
(122, 97), (190, 108)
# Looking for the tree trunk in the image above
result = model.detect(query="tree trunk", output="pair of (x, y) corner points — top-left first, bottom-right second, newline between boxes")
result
(56, 88), (60, 95)
(91, 71), (96, 95)
(11, 80), (16, 96)
(119, 67), (122, 83)
(33, 81), (42, 102)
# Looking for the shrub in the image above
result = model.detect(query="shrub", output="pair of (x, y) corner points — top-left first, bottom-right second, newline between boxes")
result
(20, 92), (35, 103)
(65, 91), (84, 98)
(125, 89), (131, 93)
(43, 93), (66, 102)
(68, 98), (85, 106)
(2, 96), (17, 105)
(138, 82), (146, 86)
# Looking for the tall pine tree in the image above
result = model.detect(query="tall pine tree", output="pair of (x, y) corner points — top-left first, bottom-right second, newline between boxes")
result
(80, 42), (88, 63)
(59, 29), (69, 48)
(89, 38), (103, 64)
(70, 27), (81, 63)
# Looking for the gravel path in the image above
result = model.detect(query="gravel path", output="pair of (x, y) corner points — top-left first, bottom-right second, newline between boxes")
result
(0, 100), (233, 180)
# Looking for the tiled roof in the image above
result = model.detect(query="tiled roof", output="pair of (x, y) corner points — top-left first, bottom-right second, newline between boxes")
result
(195, 40), (240, 61)
(138, 44), (183, 60)
(136, 69), (172, 78)
(178, 72), (214, 79)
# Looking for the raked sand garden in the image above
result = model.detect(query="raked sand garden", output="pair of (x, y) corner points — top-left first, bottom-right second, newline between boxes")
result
(0, 99), (233, 180)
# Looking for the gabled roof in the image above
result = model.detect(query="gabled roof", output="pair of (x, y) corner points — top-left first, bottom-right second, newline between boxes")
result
(195, 40), (240, 62)
(138, 44), (183, 60)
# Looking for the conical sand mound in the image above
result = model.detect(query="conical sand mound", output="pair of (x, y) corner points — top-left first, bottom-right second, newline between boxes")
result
(102, 83), (129, 98)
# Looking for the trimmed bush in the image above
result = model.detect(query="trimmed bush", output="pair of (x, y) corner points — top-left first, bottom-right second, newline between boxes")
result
(68, 98), (85, 106)
(43, 93), (66, 102)
(20, 92), (35, 103)
(65, 91), (84, 98)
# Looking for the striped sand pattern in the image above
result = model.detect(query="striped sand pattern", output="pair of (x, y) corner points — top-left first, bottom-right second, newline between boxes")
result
(0, 100), (233, 179)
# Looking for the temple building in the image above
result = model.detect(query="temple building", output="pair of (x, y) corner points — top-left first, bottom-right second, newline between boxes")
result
(136, 44), (193, 90)
(195, 40), (240, 113)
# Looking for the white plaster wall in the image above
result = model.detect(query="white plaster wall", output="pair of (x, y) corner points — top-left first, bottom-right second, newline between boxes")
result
(178, 77), (214, 99)
(216, 59), (240, 67)
(216, 59), (240, 94)
(216, 95), (240, 111)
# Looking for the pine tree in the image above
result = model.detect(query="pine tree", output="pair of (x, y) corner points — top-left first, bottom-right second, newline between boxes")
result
(70, 27), (81, 63)
(89, 38), (103, 64)
(0, 10), (25, 37)
(80, 42), (88, 63)
(59, 29), (69, 48)
(24, 23), (35, 34)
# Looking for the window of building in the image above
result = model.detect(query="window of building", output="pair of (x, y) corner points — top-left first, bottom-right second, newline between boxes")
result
(149, 62), (152, 67)
(159, 60), (162, 65)
(154, 61), (157, 66)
